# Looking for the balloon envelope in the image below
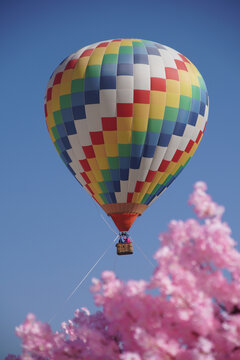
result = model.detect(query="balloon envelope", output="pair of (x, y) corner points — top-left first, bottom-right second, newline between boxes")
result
(45, 39), (209, 231)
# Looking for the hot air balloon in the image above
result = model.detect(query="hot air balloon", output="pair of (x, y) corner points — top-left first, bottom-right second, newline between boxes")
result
(44, 39), (208, 255)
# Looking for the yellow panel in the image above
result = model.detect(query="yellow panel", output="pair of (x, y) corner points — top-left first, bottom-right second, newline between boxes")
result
(165, 161), (176, 173)
(61, 69), (73, 82)
(94, 194), (104, 204)
(91, 182), (102, 193)
(73, 57), (89, 78)
(178, 70), (191, 84)
(132, 117), (148, 131)
(91, 169), (104, 181)
(180, 82), (192, 97)
(132, 193), (139, 203)
(52, 84), (61, 98)
(189, 142), (198, 156)
(159, 172), (168, 184)
(59, 80), (71, 95)
(150, 91), (166, 105)
(88, 183), (97, 194)
(103, 131), (118, 144)
(149, 103), (165, 119)
(189, 62), (201, 77)
(46, 102), (53, 117)
(166, 79), (180, 93)
(49, 129), (56, 143)
(93, 144), (106, 158)
(86, 171), (96, 182)
(51, 97), (60, 112)
(88, 48), (106, 65)
(185, 64), (199, 86)
(179, 152), (190, 166)
(88, 158), (99, 170)
(166, 93), (180, 108)
(105, 143), (118, 156)
(97, 157), (109, 169)
(147, 173), (162, 193)
(171, 163), (180, 176)
(118, 131), (131, 144)
(105, 46), (120, 54)
(46, 114), (55, 128)
(120, 40), (133, 46)
(137, 182), (151, 200)
(117, 117), (132, 130)
(134, 104), (150, 119)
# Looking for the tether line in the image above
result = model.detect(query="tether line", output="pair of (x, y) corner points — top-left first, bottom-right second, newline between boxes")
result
(49, 235), (118, 324)
(131, 237), (155, 269)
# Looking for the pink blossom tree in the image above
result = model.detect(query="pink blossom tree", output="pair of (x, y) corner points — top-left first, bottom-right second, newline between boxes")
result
(7, 182), (240, 359)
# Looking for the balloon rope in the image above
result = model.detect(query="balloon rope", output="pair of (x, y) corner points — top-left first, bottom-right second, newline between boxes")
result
(49, 235), (118, 324)
(131, 238), (155, 269)
(100, 214), (118, 235)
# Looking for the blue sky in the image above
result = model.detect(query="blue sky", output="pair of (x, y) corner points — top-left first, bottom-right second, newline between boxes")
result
(1, 0), (240, 357)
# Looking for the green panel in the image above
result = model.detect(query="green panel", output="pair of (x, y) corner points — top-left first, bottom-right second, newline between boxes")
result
(71, 79), (84, 92)
(51, 126), (60, 140)
(53, 110), (63, 125)
(132, 131), (146, 145)
(192, 85), (201, 100)
(54, 141), (61, 154)
(174, 165), (183, 176)
(163, 107), (178, 122)
(101, 169), (112, 181)
(99, 182), (108, 193)
(118, 144), (131, 156)
(85, 65), (101, 77)
(163, 174), (172, 186)
(132, 41), (144, 47)
(179, 95), (191, 110)
(100, 193), (108, 204)
(108, 157), (119, 169)
(119, 46), (133, 54)
(141, 193), (149, 204)
(152, 184), (160, 195)
(197, 76), (206, 90)
(147, 118), (163, 133)
(60, 95), (72, 109)
(102, 54), (118, 64)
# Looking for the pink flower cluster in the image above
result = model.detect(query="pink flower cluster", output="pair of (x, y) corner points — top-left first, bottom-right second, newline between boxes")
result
(7, 182), (240, 359)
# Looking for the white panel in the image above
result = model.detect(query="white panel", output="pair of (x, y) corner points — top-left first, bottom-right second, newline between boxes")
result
(158, 49), (177, 68)
(117, 76), (134, 89)
(117, 89), (133, 103)
(75, 173), (86, 186)
(150, 146), (167, 171)
(100, 90), (117, 117)
(128, 169), (138, 192)
(74, 120), (92, 146)
(85, 104), (101, 131)
(178, 136), (190, 151)
(115, 181), (128, 203)
(163, 135), (182, 161)
(164, 45), (183, 61)
(148, 55), (166, 78)
(133, 64), (150, 90)
(195, 114), (205, 131)
(183, 124), (195, 138)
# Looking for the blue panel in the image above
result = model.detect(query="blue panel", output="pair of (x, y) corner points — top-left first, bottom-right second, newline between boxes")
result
(154, 43), (167, 50)
(104, 193), (112, 203)
(71, 92), (85, 106)
(131, 144), (144, 157)
(158, 133), (171, 146)
(56, 138), (65, 152)
(61, 136), (71, 150)
(105, 181), (115, 192)
(67, 164), (76, 176)
(146, 47), (160, 56)
(134, 54), (149, 64)
(101, 64), (117, 76)
(100, 76), (116, 89)
(145, 194), (154, 205)
(130, 157), (141, 169)
(65, 121), (77, 135)
(143, 144), (156, 158)
(113, 181), (120, 192)
(85, 90), (100, 104)
(61, 150), (71, 164)
(191, 98), (200, 113)
(188, 112), (198, 126)
(119, 157), (130, 169)
(173, 122), (186, 136)
(177, 108), (189, 124)
(199, 102), (206, 116)
(118, 53), (133, 64)
(155, 184), (165, 197)
(61, 108), (74, 123)
(110, 169), (120, 181)
(72, 105), (86, 120)
(133, 46), (147, 54)
(145, 132), (159, 145)
(120, 168), (129, 180)
(200, 88), (207, 104)
(109, 192), (117, 203)
(117, 63), (133, 76)
(206, 92), (209, 106)
(161, 120), (176, 134)
(85, 77), (100, 91)
(57, 124), (67, 137)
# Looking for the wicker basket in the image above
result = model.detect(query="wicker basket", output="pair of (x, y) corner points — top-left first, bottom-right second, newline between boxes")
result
(116, 242), (133, 255)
